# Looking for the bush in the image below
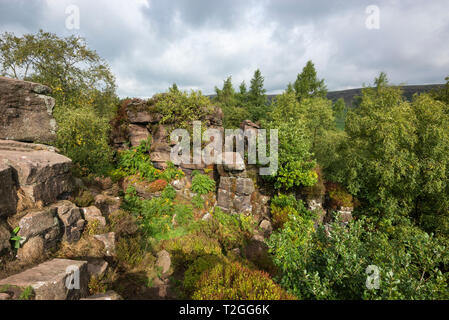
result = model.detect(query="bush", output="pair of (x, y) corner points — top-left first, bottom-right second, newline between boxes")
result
(123, 187), (194, 241)
(152, 88), (214, 132)
(271, 206), (298, 230)
(192, 261), (295, 300)
(162, 234), (222, 265)
(267, 215), (449, 300)
(57, 106), (113, 175)
(326, 182), (353, 209)
(192, 194), (204, 209)
(161, 185), (177, 201)
(200, 208), (254, 251)
(183, 255), (223, 295)
(191, 173), (216, 195)
(270, 194), (311, 229)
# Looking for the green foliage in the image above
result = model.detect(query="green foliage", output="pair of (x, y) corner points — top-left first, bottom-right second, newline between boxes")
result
(123, 187), (194, 241)
(73, 190), (94, 207)
(294, 60), (327, 102)
(191, 173), (216, 195)
(214, 77), (250, 128)
(328, 74), (449, 233)
(0, 30), (117, 119)
(10, 227), (23, 250)
(161, 184), (177, 201)
(199, 208), (255, 251)
(118, 140), (183, 184)
(153, 87), (213, 132)
(268, 216), (449, 299)
(248, 69), (270, 122)
(18, 286), (34, 300)
(183, 255), (223, 294)
(57, 106), (113, 175)
(191, 194), (204, 209)
(270, 194), (311, 229)
(264, 102), (317, 190)
(192, 260), (295, 300)
(162, 234), (222, 265)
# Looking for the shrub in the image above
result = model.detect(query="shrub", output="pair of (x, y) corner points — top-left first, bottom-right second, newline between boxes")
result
(159, 162), (185, 182)
(192, 261), (295, 300)
(191, 173), (216, 195)
(183, 255), (223, 295)
(162, 234), (222, 265)
(57, 106), (113, 175)
(200, 208), (254, 251)
(271, 206), (298, 229)
(270, 194), (312, 229)
(152, 88), (214, 132)
(326, 182), (353, 209)
(267, 216), (449, 300)
(192, 194), (204, 209)
(161, 184), (177, 201)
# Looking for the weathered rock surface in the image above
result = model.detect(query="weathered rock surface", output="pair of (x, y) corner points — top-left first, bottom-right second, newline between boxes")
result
(0, 76), (57, 143)
(0, 223), (11, 253)
(156, 250), (171, 278)
(94, 194), (121, 217)
(83, 206), (106, 227)
(93, 232), (115, 257)
(17, 207), (60, 243)
(17, 236), (45, 263)
(52, 201), (85, 243)
(0, 140), (73, 206)
(87, 258), (109, 278)
(0, 258), (89, 300)
(217, 176), (254, 213)
(0, 164), (17, 217)
(128, 124), (150, 147)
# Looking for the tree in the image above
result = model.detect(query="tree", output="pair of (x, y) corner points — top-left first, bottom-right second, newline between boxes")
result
(265, 90), (317, 190)
(236, 81), (249, 107)
(0, 30), (117, 120)
(432, 76), (449, 107)
(294, 60), (327, 102)
(0, 30), (117, 174)
(214, 77), (249, 128)
(248, 69), (269, 122)
(328, 73), (449, 234)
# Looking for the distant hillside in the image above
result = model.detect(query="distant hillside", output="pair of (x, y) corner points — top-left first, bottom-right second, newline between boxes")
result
(269, 84), (444, 106)
(325, 84), (444, 107)
(208, 84), (444, 107)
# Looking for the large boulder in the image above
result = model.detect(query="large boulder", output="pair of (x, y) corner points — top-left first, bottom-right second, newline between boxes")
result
(0, 76), (57, 144)
(0, 258), (89, 300)
(0, 140), (73, 206)
(17, 207), (60, 247)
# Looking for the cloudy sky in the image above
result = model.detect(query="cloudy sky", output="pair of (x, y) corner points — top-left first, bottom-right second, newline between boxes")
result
(1, 0), (448, 97)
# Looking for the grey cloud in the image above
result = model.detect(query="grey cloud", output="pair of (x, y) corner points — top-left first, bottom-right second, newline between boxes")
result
(0, 0), (448, 97)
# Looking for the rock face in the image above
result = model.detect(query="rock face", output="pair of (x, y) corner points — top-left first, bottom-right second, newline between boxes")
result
(0, 76), (57, 144)
(0, 223), (11, 253)
(110, 98), (224, 179)
(52, 201), (85, 243)
(0, 140), (73, 208)
(216, 155), (255, 214)
(0, 259), (89, 300)
(0, 163), (17, 217)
